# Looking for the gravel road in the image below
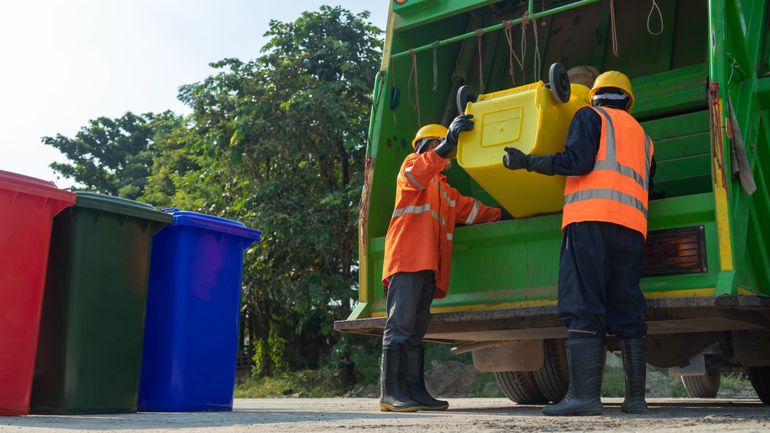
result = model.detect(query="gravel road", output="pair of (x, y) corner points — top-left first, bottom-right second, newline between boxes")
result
(2, 398), (770, 433)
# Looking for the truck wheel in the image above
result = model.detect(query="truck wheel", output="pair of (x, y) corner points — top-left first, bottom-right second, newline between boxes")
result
(494, 371), (548, 404)
(533, 339), (570, 403)
(681, 367), (721, 398)
(748, 367), (770, 404)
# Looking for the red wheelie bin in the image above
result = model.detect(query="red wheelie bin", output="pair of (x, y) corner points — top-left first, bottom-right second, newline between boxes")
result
(0, 170), (75, 415)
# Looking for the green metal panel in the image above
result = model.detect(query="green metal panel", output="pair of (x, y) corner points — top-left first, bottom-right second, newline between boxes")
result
(632, 64), (708, 120)
(643, 110), (712, 198)
(671, 0), (709, 69)
(367, 193), (719, 315)
(393, 0), (500, 30)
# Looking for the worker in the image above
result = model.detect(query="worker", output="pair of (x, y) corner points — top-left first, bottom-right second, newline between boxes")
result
(502, 71), (655, 416)
(379, 114), (511, 412)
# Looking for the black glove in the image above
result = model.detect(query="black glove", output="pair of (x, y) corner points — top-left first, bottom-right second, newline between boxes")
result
(503, 147), (527, 170)
(503, 147), (555, 175)
(499, 208), (514, 221)
(435, 114), (474, 158)
(526, 155), (555, 176)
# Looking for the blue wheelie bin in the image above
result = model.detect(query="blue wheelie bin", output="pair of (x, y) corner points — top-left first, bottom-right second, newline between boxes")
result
(139, 210), (261, 411)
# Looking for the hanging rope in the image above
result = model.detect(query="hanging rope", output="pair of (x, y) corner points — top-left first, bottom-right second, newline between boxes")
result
(532, 15), (541, 82)
(647, 0), (664, 36)
(407, 49), (421, 125)
(358, 156), (373, 250)
(503, 20), (523, 86)
(476, 29), (486, 93)
(431, 41), (440, 91)
(610, 0), (619, 57)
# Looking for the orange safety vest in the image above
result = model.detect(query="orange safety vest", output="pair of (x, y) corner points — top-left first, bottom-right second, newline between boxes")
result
(562, 106), (654, 238)
(382, 150), (501, 298)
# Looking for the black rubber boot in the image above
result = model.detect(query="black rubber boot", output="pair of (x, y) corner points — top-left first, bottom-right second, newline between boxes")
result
(379, 346), (420, 412)
(542, 338), (604, 416)
(621, 338), (648, 414)
(404, 346), (449, 411)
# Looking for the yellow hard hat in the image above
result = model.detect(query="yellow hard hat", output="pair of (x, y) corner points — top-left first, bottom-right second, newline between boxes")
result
(590, 70), (635, 111)
(412, 124), (448, 149)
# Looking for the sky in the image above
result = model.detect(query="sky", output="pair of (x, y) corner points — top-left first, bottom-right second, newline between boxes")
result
(0, 1), (388, 187)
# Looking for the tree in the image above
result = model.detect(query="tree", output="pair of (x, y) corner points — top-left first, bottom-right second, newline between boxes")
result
(46, 6), (383, 384)
(44, 111), (183, 199)
(163, 6), (382, 377)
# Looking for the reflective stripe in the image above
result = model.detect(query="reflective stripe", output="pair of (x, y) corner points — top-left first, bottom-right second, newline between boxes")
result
(392, 204), (446, 225)
(464, 200), (480, 225)
(593, 160), (645, 189)
(643, 135), (652, 190)
(404, 166), (426, 190)
(440, 188), (456, 207)
(593, 106), (616, 162)
(564, 188), (648, 217)
(567, 329), (598, 335)
(446, 233), (453, 241)
(593, 107), (652, 191)
(591, 93), (630, 101)
(432, 211), (446, 225)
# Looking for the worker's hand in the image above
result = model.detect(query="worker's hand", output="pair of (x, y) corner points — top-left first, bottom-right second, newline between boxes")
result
(503, 147), (527, 170)
(435, 114), (474, 158)
(499, 208), (514, 221)
(447, 114), (474, 144)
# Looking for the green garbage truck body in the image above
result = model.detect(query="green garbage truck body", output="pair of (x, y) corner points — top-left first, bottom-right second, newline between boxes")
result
(335, 0), (770, 401)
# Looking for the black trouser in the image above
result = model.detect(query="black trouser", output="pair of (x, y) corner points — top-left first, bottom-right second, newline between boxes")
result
(382, 270), (436, 347)
(558, 222), (647, 340)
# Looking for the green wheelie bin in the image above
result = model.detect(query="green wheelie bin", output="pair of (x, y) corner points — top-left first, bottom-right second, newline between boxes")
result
(31, 192), (172, 414)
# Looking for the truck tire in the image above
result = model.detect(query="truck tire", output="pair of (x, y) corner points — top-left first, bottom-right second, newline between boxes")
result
(533, 339), (570, 403)
(494, 371), (548, 404)
(748, 367), (770, 404)
(681, 367), (721, 398)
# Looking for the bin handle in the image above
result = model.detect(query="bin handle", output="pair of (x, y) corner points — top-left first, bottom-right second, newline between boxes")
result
(161, 207), (179, 214)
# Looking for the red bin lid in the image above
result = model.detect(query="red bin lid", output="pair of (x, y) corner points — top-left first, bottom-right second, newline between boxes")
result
(0, 170), (76, 204)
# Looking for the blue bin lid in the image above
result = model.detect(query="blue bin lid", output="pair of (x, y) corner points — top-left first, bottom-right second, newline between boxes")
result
(163, 209), (261, 242)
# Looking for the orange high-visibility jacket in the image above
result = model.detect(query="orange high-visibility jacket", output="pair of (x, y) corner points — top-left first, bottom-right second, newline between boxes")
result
(382, 150), (501, 298)
(562, 106), (654, 238)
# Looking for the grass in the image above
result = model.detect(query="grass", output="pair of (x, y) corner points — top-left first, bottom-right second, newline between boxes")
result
(600, 353), (756, 398)
(235, 370), (349, 398)
(234, 350), (757, 399)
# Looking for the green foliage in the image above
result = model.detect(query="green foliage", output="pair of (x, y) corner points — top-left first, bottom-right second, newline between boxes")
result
(44, 111), (184, 199)
(168, 5), (382, 377)
(325, 333), (381, 386)
(235, 370), (349, 398)
(45, 6), (382, 388)
(601, 362), (626, 397)
(252, 330), (290, 376)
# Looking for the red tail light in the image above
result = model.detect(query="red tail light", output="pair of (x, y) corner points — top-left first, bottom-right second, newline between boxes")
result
(643, 226), (708, 277)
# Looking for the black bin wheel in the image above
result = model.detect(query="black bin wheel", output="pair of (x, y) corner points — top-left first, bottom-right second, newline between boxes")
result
(548, 63), (571, 104)
(456, 85), (477, 115)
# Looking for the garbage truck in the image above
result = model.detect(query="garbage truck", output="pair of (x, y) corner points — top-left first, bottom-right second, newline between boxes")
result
(334, 0), (770, 403)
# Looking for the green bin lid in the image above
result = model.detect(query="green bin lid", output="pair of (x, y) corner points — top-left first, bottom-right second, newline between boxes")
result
(75, 192), (172, 224)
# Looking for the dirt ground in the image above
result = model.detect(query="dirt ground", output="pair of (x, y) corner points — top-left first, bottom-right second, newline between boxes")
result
(2, 398), (770, 433)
